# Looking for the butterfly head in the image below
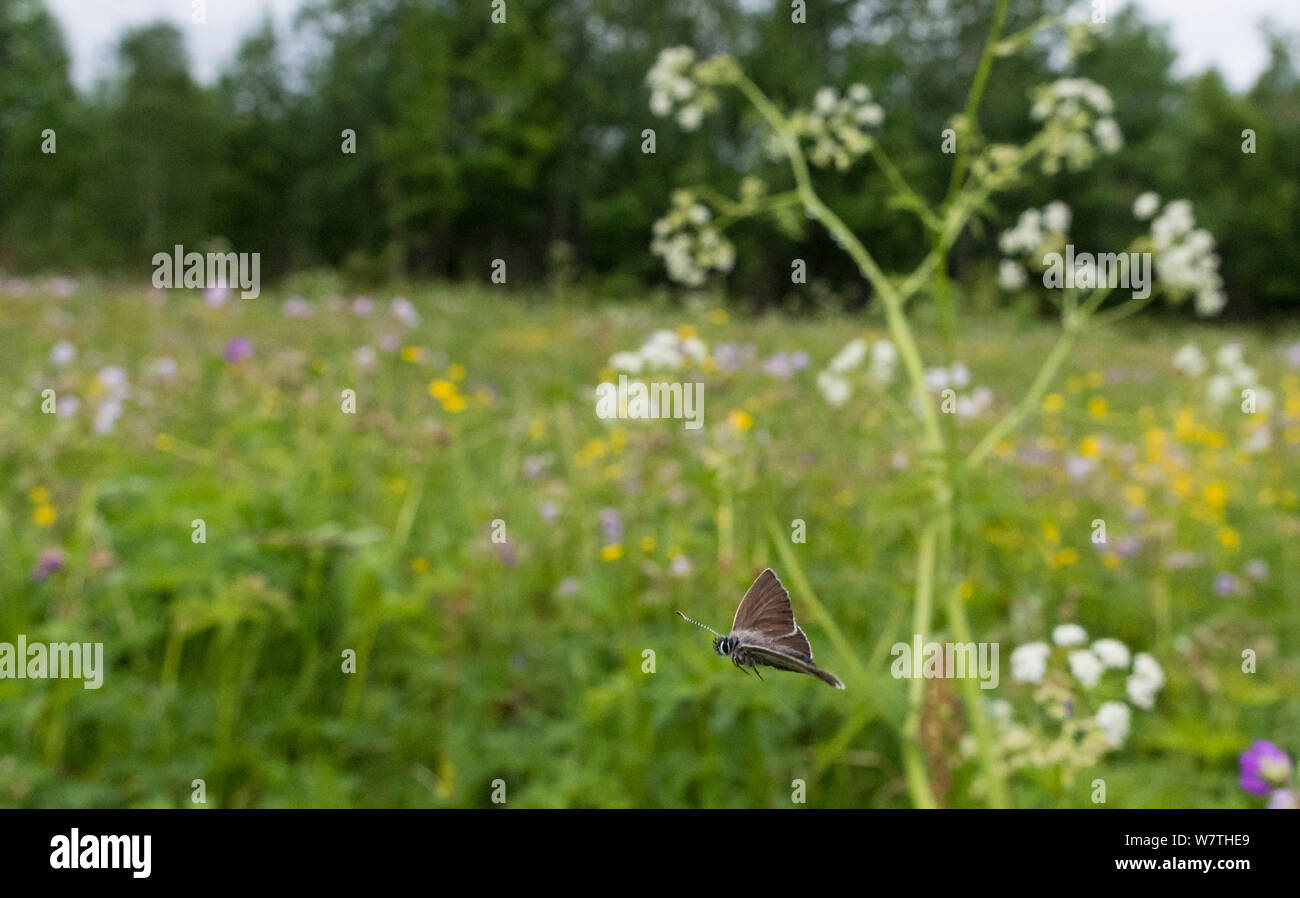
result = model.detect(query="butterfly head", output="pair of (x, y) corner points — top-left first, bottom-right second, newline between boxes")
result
(713, 635), (737, 657)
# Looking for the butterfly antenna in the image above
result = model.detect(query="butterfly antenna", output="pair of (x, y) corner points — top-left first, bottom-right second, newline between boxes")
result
(675, 611), (721, 637)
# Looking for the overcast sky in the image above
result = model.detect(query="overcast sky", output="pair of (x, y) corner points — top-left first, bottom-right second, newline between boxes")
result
(45, 0), (1300, 92)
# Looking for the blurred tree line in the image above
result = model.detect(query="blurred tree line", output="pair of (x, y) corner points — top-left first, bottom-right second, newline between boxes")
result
(1, 0), (1296, 316)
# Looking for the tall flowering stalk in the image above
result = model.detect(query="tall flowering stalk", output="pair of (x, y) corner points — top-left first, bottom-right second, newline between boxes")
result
(645, 2), (1223, 808)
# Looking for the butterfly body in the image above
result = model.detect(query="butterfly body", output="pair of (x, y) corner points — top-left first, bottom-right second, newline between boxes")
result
(680, 569), (845, 690)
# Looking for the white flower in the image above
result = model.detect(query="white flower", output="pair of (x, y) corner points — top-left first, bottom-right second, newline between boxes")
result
(869, 339), (897, 383)
(283, 296), (313, 318)
(949, 362), (971, 389)
(792, 83), (885, 170)
(1215, 343), (1244, 370)
(828, 338), (868, 374)
(1171, 343), (1206, 376)
(1095, 701), (1131, 747)
(1133, 191), (1160, 220)
(679, 337), (708, 362)
(96, 366), (130, 398)
(650, 191), (735, 286)
(647, 46), (721, 131)
(997, 260), (1028, 291)
(1068, 650), (1104, 688)
(1206, 374), (1234, 404)
(1052, 623), (1088, 647)
(1230, 364), (1257, 388)
(999, 208), (1045, 255)
(1043, 201), (1072, 235)
(1151, 200), (1195, 250)
(987, 699), (1014, 724)
(609, 351), (644, 373)
(391, 296), (418, 327)
(1011, 641), (1051, 684)
(94, 399), (123, 434)
(817, 370), (852, 407)
(50, 341), (77, 366)
(355, 346), (375, 368)
(1093, 117), (1123, 153)
(57, 395), (80, 417)
(1030, 78), (1120, 172)
(957, 386), (994, 419)
(1195, 288), (1227, 317)
(154, 357), (178, 379)
(1126, 652), (1165, 709)
(1132, 652), (1164, 686)
(1091, 638), (1131, 670)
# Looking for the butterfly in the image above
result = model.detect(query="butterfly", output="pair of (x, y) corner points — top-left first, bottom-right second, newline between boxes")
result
(677, 568), (845, 689)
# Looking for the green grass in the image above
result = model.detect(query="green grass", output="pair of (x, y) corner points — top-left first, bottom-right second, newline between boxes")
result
(1, 282), (1297, 807)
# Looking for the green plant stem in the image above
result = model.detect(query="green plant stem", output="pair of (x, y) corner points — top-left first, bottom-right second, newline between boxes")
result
(870, 144), (941, 233)
(948, 0), (1013, 196)
(937, 515), (1011, 806)
(901, 518), (940, 808)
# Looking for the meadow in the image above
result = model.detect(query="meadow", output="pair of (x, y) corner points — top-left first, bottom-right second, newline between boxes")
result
(2, 279), (1297, 808)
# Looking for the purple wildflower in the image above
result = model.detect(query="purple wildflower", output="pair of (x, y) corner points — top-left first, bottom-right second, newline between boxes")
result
(31, 548), (65, 582)
(223, 338), (252, 363)
(283, 296), (313, 318)
(1213, 573), (1240, 597)
(1239, 740), (1292, 797)
(599, 507), (623, 544)
(763, 353), (794, 379)
(713, 342), (754, 374)
(1064, 456), (1095, 482)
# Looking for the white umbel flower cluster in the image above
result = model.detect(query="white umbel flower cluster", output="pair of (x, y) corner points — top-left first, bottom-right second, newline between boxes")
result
(1200, 342), (1274, 415)
(1141, 196), (1226, 316)
(1008, 628), (1165, 751)
(815, 335), (897, 406)
(647, 47), (718, 131)
(608, 328), (709, 374)
(779, 84), (885, 171)
(996, 201), (1072, 289)
(650, 190), (736, 287)
(1030, 78), (1122, 174)
(1126, 652), (1166, 710)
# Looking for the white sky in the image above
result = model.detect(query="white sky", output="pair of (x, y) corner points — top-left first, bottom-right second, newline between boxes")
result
(44, 0), (1300, 92)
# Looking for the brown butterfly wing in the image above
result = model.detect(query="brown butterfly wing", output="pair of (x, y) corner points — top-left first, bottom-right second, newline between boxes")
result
(731, 569), (798, 636)
(740, 640), (845, 690)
